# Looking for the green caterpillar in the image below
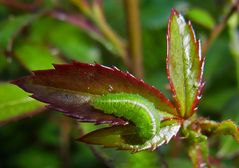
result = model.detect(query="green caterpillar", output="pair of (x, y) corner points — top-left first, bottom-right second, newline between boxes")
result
(89, 93), (179, 151)
(91, 93), (161, 142)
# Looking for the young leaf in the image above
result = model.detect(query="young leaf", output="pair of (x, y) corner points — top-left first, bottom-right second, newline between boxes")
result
(12, 62), (177, 119)
(78, 92), (180, 151)
(0, 83), (44, 124)
(167, 9), (204, 118)
(80, 120), (181, 152)
(12, 62), (181, 151)
(79, 123), (165, 167)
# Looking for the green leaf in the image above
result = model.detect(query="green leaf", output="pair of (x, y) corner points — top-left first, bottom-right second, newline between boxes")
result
(167, 9), (204, 118)
(0, 15), (32, 48)
(79, 124), (165, 168)
(28, 17), (101, 63)
(0, 83), (44, 124)
(80, 120), (180, 152)
(47, 20), (101, 63)
(186, 8), (215, 29)
(15, 43), (63, 70)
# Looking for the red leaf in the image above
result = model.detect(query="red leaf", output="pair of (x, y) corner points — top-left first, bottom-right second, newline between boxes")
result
(12, 62), (177, 121)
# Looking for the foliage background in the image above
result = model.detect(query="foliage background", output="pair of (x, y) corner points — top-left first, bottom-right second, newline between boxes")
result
(0, 0), (238, 167)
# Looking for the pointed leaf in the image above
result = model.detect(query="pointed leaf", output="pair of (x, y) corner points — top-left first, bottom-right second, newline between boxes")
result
(12, 62), (178, 123)
(79, 125), (139, 150)
(79, 120), (181, 152)
(79, 123), (164, 167)
(0, 83), (44, 124)
(12, 78), (127, 125)
(167, 9), (204, 117)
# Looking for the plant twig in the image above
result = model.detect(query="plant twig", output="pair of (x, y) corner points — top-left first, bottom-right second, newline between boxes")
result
(124, 0), (144, 78)
(202, 0), (239, 56)
(59, 117), (72, 168)
(49, 10), (101, 37)
(91, 0), (129, 65)
(71, 0), (130, 67)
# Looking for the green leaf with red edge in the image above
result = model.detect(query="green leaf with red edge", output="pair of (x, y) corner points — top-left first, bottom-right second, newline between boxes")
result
(79, 119), (181, 152)
(79, 123), (165, 167)
(167, 9), (204, 118)
(12, 62), (177, 124)
(79, 125), (138, 150)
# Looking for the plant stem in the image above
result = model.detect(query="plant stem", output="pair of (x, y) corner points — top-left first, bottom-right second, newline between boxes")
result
(71, 0), (130, 67)
(124, 0), (144, 78)
(59, 117), (72, 168)
(202, 0), (239, 56)
(91, 1), (129, 66)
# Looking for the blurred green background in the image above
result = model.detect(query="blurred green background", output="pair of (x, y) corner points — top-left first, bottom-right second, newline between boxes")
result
(0, 0), (239, 167)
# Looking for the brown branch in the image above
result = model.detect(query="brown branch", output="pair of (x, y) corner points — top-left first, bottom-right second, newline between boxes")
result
(59, 117), (72, 168)
(202, 0), (239, 56)
(124, 0), (144, 78)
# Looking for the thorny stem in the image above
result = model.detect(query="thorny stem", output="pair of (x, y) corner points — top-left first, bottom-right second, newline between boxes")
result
(124, 0), (144, 78)
(202, 0), (239, 56)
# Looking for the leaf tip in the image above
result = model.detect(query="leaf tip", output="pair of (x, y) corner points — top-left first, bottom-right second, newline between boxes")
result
(170, 8), (179, 16)
(10, 77), (30, 92)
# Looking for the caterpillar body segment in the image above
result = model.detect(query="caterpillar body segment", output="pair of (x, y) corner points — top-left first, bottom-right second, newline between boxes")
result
(90, 93), (161, 142)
